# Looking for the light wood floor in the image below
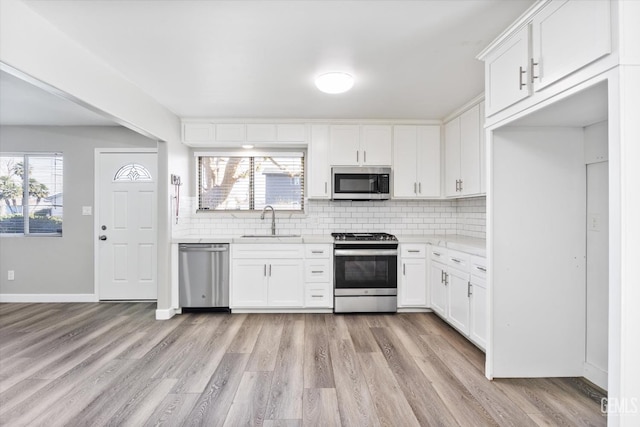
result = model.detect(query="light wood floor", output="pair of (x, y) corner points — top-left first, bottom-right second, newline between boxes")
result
(0, 303), (606, 426)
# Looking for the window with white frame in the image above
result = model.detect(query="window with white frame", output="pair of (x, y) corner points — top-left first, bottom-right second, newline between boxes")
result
(197, 152), (304, 211)
(0, 153), (63, 235)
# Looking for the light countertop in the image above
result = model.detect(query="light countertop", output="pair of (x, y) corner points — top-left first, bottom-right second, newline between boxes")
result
(397, 234), (486, 256)
(172, 235), (334, 244)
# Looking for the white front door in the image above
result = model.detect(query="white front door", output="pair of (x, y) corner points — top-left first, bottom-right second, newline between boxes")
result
(98, 152), (158, 300)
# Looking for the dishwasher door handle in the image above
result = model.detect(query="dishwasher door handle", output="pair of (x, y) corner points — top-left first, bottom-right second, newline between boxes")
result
(179, 247), (228, 252)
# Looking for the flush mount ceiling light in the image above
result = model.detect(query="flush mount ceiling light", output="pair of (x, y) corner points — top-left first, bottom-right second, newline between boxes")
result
(315, 72), (354, 94)
(242, 144), (254, 149)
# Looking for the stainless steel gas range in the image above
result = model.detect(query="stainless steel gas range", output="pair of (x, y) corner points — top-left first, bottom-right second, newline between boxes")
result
(332, 232), (398, 313)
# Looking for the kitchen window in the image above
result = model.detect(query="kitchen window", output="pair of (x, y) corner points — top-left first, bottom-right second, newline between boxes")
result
(0, 153), (64, 236)
(197, 152), (304, 211)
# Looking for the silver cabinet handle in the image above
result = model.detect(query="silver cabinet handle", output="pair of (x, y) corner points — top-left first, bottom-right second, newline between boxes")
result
(356, 150), (359, 163)
(419, 182), (422, 194)
(264, 264), (267, 276)
(433, 252), (441, 257)
(519, 66), (526, 90)
(311, 270), (324, 274)
(451, 258), (461, 263)
(407, 250), (420, 253)
(364, 151), (367, 163)
(403, 263), (406, 275)
(440, 270), (445, 283)
(444, 272), (449, 286)
(311, 294), (323, 298)
(468, 281), (472, 297)
(324, 182), (328, 194)
(530, 58), (539, 83)
(269, 264), (272, 277)
(459, 179), (463, 192)
(476, 266), (487, 272)
(414, 182), (417, 194)
(311, 250), (324, 254)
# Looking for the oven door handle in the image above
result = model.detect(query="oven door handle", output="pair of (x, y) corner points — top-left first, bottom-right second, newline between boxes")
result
(334, 249), (398, 256)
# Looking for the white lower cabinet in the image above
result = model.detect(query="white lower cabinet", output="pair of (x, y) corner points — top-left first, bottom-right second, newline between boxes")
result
(231, 243), (333, 310)
(429, 245), (487, 350)
(469, 256), (488, 349)
(398, 244), (428, 307)
(231, 244), (304, 309)
(429, 248), (448, 317)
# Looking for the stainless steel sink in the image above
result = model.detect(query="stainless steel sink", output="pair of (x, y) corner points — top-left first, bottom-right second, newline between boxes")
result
(240, 234), (301, 238)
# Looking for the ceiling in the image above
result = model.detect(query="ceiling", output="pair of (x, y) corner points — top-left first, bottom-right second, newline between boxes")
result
(9, 0), (535, 125)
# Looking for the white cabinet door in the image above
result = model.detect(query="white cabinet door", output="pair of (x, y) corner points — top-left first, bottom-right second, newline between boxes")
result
(232, 259), (268, 307)
(416, 126), (441, 198)
(532, 0), (611, 92)
(447, 266), (470, 335)
(485, 25), (530, 116)
(330, 125), (360, 166)
(361, 125), (392, 166)
(469, 274), (488, 350)
(183, 123), (214, 143)
(399, 258), (427, 307)
(393, 126), (419, 198)
(459, 104), (481, 196)
(430, 260), (448, 317)
(308, 125), (331, 199)
(268, 259), (304, 307)
(444, 118), (461, 197)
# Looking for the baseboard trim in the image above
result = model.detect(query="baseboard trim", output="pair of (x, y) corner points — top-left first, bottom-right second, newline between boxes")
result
(231, 308), (334, 314)
(155, 307), (177, 320)
(397, 307), (433, 313)
(0, 293), (98, 303)
(584, 361), (608, 391)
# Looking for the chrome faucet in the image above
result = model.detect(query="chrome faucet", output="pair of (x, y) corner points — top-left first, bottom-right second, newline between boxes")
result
(260, 205), (276, 235)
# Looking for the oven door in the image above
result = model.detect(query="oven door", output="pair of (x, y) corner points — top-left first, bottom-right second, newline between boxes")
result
(334, 246), (397, 295)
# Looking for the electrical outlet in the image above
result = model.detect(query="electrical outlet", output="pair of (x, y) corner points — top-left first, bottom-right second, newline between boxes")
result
(8, 270), (15, 281)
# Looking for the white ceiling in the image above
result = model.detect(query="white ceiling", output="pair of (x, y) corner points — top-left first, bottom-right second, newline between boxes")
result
(15, 0), (535, 123)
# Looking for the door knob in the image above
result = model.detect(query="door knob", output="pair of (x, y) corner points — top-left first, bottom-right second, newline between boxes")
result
(99, 235), (107, 241)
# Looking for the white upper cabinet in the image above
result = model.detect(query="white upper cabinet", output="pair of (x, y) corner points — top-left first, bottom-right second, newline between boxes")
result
(329, 125), (392, 166)
(481, 0), (612, 118)
(485, 25), (530, 116)
(182, 122), (306, 146)
(445, 103), (483, 197)
(393, 125), (441, 198)
(308, 125), (331, 199)
(531, 0), (611, 91)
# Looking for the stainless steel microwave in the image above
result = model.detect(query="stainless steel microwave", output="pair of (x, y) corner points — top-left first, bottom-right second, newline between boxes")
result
(331, 167), (391, 200)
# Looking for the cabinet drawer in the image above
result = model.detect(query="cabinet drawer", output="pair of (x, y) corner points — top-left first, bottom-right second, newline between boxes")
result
(470, 255), (487, 278)
(305, 260), (331, 282)
(305, 244), (332, 259)
(430, 246), (447, 262)
(447, 249), (469, 269)
(305, 283), (333, 307)
(401, 244), (426, 258)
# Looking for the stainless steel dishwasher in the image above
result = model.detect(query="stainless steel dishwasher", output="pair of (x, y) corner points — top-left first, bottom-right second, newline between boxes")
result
(179, 243), (229, 309)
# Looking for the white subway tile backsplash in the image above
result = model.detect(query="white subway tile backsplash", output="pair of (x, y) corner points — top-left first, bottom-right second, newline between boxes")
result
(172, 196), (486, 239)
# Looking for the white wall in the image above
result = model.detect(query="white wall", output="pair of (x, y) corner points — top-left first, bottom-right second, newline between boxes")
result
(0, 126), (156, 297)
(491, 127), (586, 377)
(584, 121), (609, 390)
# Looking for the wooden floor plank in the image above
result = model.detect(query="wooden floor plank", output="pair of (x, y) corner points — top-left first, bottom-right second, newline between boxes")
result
(302, 388), (342, 427)
(265, 318), (305, 420)
(183, 352), (250, 427)
(246, 314), (285, 372)
(303, 314), (335, 389)
(142, 393), (200, 427)
(0, 304), (607, 426)
(370, 326), (458, 426)
(329, 338), (380, 427)
(223, 371), (272, 426)
(357, 352), (420, 427)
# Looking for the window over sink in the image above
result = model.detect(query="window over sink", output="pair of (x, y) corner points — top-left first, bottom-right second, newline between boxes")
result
(196, 152), (304, 212)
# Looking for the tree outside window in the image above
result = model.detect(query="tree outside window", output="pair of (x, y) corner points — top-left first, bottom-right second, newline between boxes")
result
(0, 154), (63, 235)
